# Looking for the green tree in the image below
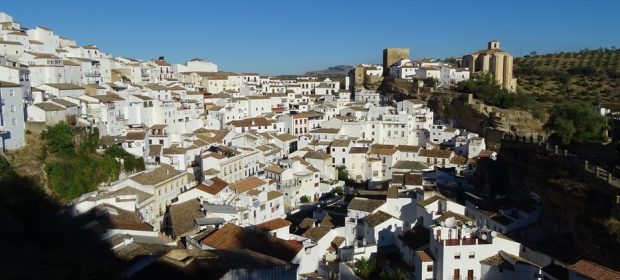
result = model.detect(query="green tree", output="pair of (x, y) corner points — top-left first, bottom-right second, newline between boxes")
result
(330, 186), (344, 196)
(544, 101), (608, 144)
(104, 145), (145, 174)
(78, 127), (99, 154)
(456, 73), (542, 116)
(41, 122), (75, 156)
(40, 126), (138, 200)
(422, 77), (439, 89)
(354, 257), (378, 280)
(380, 269), (409, 280)
(300, 195), (311, 204)
(336, 165), (351, 182)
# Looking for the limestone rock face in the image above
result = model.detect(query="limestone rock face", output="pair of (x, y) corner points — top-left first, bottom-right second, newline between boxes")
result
(376, 78), (413, 94)
(427, 93), (546, 149)
(472, 141), (620, 270)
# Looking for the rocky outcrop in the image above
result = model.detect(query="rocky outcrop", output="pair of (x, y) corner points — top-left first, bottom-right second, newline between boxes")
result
(427, 93), (546, 149)
(473, 140), (620, 269)
(377, 78), (415, 95)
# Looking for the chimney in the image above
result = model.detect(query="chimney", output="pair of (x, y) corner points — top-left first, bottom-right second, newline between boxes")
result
(158, 56), (165, 61)
(166, 168), (169, 175)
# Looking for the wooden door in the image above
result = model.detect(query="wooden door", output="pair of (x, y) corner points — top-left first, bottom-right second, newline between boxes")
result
(453, 269), (460, 280)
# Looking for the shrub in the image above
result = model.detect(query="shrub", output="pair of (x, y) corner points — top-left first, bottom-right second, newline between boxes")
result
(544, 101), (608, 144)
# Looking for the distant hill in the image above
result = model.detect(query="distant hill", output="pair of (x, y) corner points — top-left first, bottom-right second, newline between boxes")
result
(304, 65), (353, 77)
(514, 48), (620, 109)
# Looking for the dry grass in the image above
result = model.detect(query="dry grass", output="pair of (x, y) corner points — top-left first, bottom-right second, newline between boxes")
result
(515, 49), (620, 109)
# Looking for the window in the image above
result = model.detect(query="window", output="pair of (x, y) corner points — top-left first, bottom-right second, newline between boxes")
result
(426, 265), (432, 272)
(454, 252), (461, 259)
(469, 252), (475, 259)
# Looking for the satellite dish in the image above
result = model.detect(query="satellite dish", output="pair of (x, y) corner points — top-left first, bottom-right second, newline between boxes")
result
(466, 221), (474, 227)
(445, 217), (457, 228)
(491, 231), (498, 237)
(481, 233), (488, 240)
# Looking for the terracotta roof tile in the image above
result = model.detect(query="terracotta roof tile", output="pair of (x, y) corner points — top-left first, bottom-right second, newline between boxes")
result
(364, 211), (394, 227)
(228, 117), (274, 127)
(330, 139), (351, 147)
(302, 226), (331, 242)
(125, 131), (146, 141)
(168, 199), (203, 237)
(228, 176), (266, 194)
(195, 177), (229, 195)
(348, 198), (385, 212)
(568, 259), (620, 280)
(255, 218), (291, 232)
(349, 147), (369, 154)
(304, 151), (332, 160)
(130, 164), (183, 185)
(264, 165), (285, 174)
(267, 191), (283, 200)
(200, 224), (303, 262)
(417, 250), (434, 262)
(419, 148), (453, 158)
(395, 145), (421, 153)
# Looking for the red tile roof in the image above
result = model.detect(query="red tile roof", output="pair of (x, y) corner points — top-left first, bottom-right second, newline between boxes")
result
(255, 218), (292, 231)
(200, 224), (302, 262)
(568, 259), (620, 280)
(195, 177), (229, 195)
(228, 176), (266, 194)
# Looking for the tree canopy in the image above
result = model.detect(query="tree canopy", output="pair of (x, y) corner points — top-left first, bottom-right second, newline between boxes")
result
(354, 257), (379, 280)
(41, 123), (145, 200)
(456, 73), (543, 118)
(544, 101), (608, 144)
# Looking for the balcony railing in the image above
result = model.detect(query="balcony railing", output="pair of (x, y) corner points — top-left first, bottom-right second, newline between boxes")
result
(84, 71), (101, 77)
(442, 237), (484, 246)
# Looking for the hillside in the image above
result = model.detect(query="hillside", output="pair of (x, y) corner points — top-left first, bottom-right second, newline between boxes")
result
(473, 140), (620, 270)
(515, 48), (620, 109)
(304, 65), (353, 77)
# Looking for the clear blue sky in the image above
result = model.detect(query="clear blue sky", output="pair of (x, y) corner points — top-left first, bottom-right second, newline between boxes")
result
(2, 0), (619, 75)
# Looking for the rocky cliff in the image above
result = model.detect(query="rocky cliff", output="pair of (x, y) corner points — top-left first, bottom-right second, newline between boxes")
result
(427, 93), (546, 149)
(473, 140), (620, 269)
(376, 78), (414, 94)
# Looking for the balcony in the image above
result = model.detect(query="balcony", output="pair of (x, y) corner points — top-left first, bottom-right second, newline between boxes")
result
(84, 71), (101, 77)
(442, 237), (484, 246)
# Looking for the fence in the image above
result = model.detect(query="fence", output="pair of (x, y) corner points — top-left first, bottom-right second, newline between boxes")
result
(501, 133), (620, 189)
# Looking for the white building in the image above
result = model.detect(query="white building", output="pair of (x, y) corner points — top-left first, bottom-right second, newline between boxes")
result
(0, 81), (25, 150)
(440, 65), (470, 88)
